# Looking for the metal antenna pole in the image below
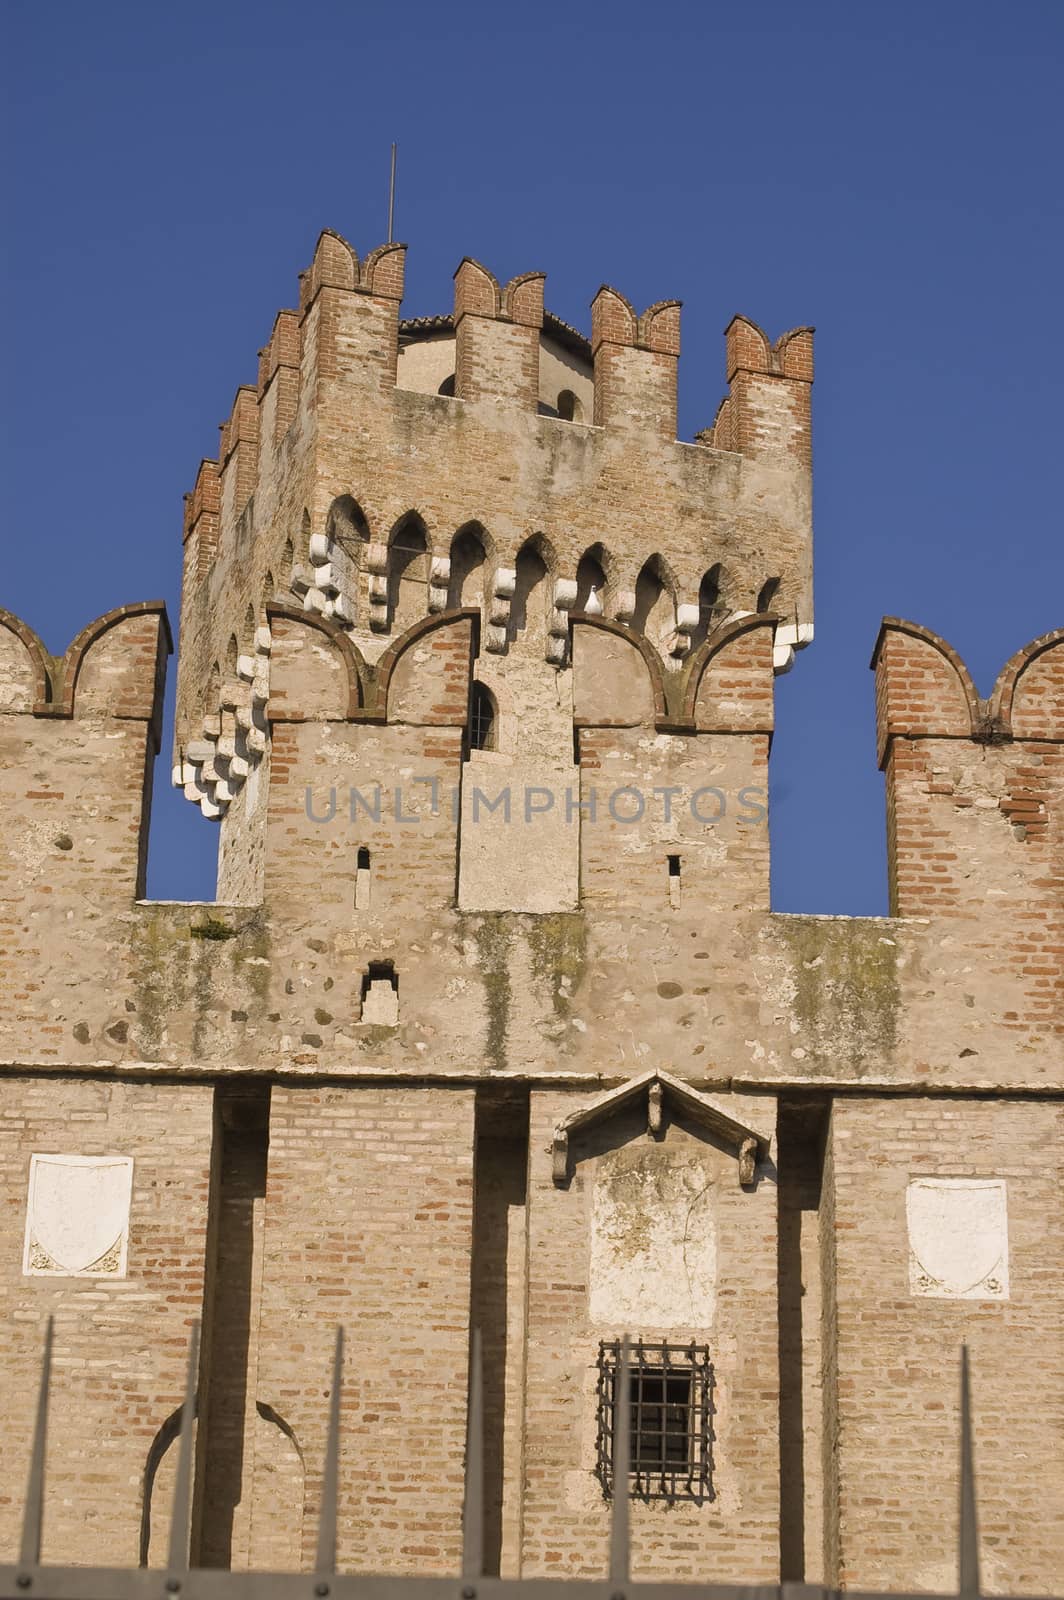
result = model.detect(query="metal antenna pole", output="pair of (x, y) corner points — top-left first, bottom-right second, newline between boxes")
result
(387, 144), (398, 244)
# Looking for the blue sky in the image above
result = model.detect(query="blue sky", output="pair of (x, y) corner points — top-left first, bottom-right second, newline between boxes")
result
(3, 0), (1061, 913)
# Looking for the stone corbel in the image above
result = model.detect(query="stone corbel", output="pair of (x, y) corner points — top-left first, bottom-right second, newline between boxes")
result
(552, 1128), (569, 1185)
(648, 1079), (664, 1136)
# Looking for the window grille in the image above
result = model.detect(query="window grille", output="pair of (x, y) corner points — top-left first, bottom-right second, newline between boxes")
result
(595, 1339), (714, 1503)
(469, 682), (496, 751)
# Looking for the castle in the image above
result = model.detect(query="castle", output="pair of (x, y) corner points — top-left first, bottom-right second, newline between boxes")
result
(1, 230), (1061, 1593)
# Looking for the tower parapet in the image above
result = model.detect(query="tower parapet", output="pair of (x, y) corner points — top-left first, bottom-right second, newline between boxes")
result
(873, 619), (1063, 1040)
(172, 230), (816, 903)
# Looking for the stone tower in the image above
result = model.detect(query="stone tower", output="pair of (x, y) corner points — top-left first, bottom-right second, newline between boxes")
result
(0, 230), (1061, 1593)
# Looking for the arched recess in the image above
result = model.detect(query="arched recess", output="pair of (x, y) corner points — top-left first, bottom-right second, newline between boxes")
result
(225, 635), (239, 675)
(448, 523), (488, 609)
(299, 508), (312, 566)
(387, 513), (429, 633)
(205, 661), (221, 715)
(574, 545), (609, 616)
(631, 554), (676, 644)
(756, 576), (781, 614)
(261, 570), (276, 609)
(688, 565), (725, 653)
(326, 494), (370, 555)
(509, 537), (551, 645)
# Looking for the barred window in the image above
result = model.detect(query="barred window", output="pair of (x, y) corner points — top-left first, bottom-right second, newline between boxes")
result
(595, 1340), (714, 1503)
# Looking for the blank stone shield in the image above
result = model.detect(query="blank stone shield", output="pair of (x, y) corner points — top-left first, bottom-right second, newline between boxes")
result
(906, 1177), (1009, 1300)
(22, 1154), (134, 1277)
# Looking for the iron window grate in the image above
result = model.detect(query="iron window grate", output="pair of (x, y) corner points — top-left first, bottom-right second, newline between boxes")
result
(595, 1339), (715, 1504)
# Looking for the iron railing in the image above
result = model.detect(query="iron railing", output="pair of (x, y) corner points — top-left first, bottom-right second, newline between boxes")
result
(1, 1326), (1057, 1600)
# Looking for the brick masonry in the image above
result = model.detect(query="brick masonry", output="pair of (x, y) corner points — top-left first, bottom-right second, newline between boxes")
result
(0, 228), (1060, 1592)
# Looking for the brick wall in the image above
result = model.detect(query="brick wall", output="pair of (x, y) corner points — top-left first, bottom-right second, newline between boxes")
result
(251, 1084), (475, 1572)
(521, 1088), (779, 1582)
(826, 1096), (1064, 1595)
(0, 1076), (214, 1565)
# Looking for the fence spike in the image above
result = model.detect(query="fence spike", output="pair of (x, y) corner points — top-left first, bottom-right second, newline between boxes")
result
(315, 1326), (344, 1575)
(19, 1315), (54, 1568)
(609, 1334), (631, 1587)
(166, 1321), (200, 1574)
(462, 1326), (484, 1580)
(959, 1345), (980, 1597)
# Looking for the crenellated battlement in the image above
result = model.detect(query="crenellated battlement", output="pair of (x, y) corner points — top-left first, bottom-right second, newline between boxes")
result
(872, 621), (1063, 999)
(0, 603), (170, 907)
(172, 228), (817, 871)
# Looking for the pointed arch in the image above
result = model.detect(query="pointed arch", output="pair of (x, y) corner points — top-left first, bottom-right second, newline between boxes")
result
(468, 679), (498, 750)
(326, 494), (370, 554)
(387, 511), (430, 632)
(574, 544), (610, 616)
(448, 522), (489, 609)
(688, 564), (725, 653)
(756, 576), (781, 614)
(205, 660), (221, 714)
(631, 553), (676, 642)
(509, 537), (550, 643)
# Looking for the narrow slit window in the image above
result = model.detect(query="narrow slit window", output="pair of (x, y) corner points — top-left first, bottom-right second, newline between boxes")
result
(355, 846), (371, 910)
(667, 854), (681, 908)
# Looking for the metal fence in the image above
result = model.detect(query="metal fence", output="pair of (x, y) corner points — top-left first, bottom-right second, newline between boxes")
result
(1, 1325), (1055, 1600)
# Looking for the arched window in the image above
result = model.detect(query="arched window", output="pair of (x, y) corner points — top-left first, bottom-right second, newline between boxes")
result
(632, 556), (674, 641)
(689, 565), (723, 653)
(575, 547), (608, 615)
(448, 525), (487, 609)
(387, 514), (429, 631)
(326, 495), (370, 554)
(557, 389), (583, 422)
(509, 541), (548, 642)
(469, 681), (497, 751)
(438, 374), (456, 397)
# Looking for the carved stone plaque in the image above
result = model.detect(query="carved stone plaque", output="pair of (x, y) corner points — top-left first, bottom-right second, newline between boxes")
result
(22, 1154), (134, 1277)
(590, 1148), (716, 1326)
(906, 1178), (1009, 1299)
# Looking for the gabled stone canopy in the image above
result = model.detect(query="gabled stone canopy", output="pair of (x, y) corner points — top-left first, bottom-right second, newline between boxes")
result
(550, 1068), (770, 1189)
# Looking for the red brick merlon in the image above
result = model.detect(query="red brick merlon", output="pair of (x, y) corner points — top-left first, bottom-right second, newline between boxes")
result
(0, 601), (171, 749)
(871, 617), (1064, 769)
